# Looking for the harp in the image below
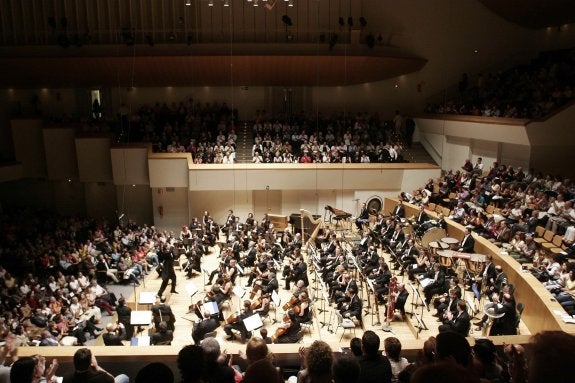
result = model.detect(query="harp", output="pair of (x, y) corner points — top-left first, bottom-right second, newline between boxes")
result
(299, 209), (324, 250)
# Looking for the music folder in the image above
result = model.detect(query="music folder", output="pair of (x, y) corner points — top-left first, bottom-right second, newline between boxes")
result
(420, 278), (434, 288)
(243, 313), (264, 332)
(203, 301), (219, 315)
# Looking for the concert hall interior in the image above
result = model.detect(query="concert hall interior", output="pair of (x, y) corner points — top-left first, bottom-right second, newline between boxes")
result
(2, 0), (575, 381)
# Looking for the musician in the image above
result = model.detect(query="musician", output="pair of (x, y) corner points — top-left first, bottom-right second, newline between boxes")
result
(294, 292), (312, 323)
(356, 202), (370, 231)
(213, 274), (234, 306)
(384, 225), (405, 250)
(245, 212), (255, 230)
(438, 300), (471, 336)
(407, 252), (434, 282)
(102, 322), (126, 346)
(260, 272), (279, 295)
(157, 244), (178, 297)
(291, 279), (308, 299)
(224, 300), (253, 342)
(391, 199), (406, 219)
(273, 310), (301, 344)
(489, 265), (507, 295)
(358, 232), (371, 251)
(246, 255), (271, 287)
(252, 294), (271, 318)
(373, 213), (386, 233)
(360, 246), (380, 275)
(192, 311), (220, 345)
(208, 252), (238, 285)
(457, 228), (475, 253)
(332, 273), (357, 304)
(223, 209), (235, 233)
(398, 240), (420, 274)
(180, 225), (192, 242)
(489, 293), (517, 336)
(370, 261), (392, 301)
(284, 256), (307, 290)
(151, 296), (176, 331)
(151, 321), (174, 345)
(473, 255), (496, 298)
(391, 282), (409, 317)
(339, 287), (362, 322)
(423, 263), (446, 305)
(433, 288), (460, 319)
(412, 205), (430, 236)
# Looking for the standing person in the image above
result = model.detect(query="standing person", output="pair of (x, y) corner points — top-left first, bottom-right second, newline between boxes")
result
(63, 348), (129, 383)
(358, 331), (392, 383)
(157, 244), (178, 297)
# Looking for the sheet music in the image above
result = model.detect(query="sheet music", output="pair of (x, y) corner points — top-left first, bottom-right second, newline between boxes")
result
(243, 313), (264, 332)
(420, 278), (434, 288)
(203, 301), (219, 315)
(236, 264), (245, 275)
(232, 285), (246, 298)
(185, 283), (198, 296)
(271, 290), (281, 306)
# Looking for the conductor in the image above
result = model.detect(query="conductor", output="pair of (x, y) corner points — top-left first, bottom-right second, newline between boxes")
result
(157, 244), (178, 297)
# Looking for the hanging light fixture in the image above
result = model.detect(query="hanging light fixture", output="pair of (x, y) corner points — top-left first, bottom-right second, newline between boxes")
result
(288, 0), (294, 6)
(254, 0), (259, 6)
(223, 0), (230, 6)
(185, 0), (191, 5)
(208, 0), (213, 5)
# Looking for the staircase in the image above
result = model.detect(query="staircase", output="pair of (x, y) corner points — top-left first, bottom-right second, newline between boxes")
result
(235, 122), (254, 163)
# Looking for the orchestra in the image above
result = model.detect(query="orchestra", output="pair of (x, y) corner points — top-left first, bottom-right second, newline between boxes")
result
(129, 196), (515, 347)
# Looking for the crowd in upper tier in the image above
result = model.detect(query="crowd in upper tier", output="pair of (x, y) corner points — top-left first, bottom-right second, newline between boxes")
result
(425, 48), (575, 119)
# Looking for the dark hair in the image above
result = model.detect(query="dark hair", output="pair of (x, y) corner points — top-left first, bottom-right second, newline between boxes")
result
(384, 337), (402, 361)
(135, 362), (174, 383)
(332, 354), (360, 383)
(473, 338), (497, 365)
(73, 348), (93, 371)
(10, 357), (35, 383)
(178, 345), (205, 383)
(350, 337), (362, 357)
(361, 330), (380, 356)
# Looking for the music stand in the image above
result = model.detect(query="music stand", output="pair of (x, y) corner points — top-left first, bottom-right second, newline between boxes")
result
(408, 283), (428, 333)
(130, 310), (153, 340)
(138, 292), (157, 311)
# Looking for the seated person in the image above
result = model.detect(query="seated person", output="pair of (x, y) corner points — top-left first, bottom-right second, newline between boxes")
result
(273, 311), (301, 344)
(151, 321), (173, 345)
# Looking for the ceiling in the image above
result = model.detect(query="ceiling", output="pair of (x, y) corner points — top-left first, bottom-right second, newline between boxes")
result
(478, 0), (575, 29)
(0, 0), (573, 87)
(0, 0), (428, 87)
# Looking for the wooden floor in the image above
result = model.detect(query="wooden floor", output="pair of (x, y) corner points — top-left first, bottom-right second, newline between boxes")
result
(120, 225), (529, 348)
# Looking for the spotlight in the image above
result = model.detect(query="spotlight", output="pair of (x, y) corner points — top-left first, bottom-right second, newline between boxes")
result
(185, 0), (191, 5)
(223, 0), (230, 6)
(359, 17), (367, 27)
(288, 0), (293, 6)
(208, 0), (213, 6)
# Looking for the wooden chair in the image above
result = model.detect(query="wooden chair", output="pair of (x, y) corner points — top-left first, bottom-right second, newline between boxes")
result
(549, 234), (565, 254)
(539, 230), (556, 249)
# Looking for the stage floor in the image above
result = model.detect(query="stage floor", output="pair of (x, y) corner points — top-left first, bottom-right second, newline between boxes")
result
(109, 226), (529, 348)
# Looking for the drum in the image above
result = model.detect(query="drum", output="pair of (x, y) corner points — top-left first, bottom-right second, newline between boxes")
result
(420, 227), (447, 249)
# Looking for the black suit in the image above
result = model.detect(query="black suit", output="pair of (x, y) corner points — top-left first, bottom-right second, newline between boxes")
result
(490, 301), (517, 336)
(102, 327), (126, 346)
(394, 288), (409, 316)
(262, 277), (279, 294)
(151, 330), (173, 345)
(392, 204), (405, 218)
(458, 234), (475, 253)
(192, 317), (220, 344)
(424, 270), (446, 303)
(440, 310), (471, 336)
(341, 294), (362, 321)
(157, 249), (177, 296)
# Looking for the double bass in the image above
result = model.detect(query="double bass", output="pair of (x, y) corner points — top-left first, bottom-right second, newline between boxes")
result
(387, 276), (398, 320)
